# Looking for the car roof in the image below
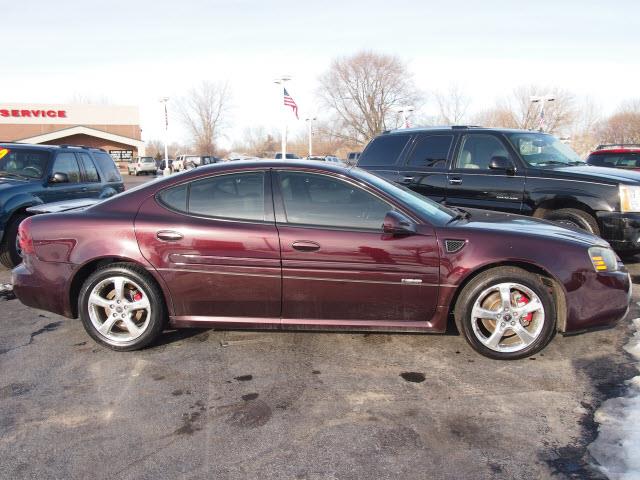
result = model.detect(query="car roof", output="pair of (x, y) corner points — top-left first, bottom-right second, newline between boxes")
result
(0, 142), (106, 152)
(382, 126), (543, 135)
(590, 148), (640, 155)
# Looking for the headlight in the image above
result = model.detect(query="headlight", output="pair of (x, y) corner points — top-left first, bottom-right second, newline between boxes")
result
(589, 246), (619, 272)
(619, 185), (640, 213)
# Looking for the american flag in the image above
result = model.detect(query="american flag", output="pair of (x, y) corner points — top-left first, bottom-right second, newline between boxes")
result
(538, 108), (545, 131)
(283, 88), (299, 119)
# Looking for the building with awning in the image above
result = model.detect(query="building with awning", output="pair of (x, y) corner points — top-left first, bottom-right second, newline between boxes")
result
(0, 103), (144, 169)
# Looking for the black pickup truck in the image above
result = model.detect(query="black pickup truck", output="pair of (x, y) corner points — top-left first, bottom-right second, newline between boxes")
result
(357, 126), (640, 255)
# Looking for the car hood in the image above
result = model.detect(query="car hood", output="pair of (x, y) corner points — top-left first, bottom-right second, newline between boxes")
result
(451, 209), (609, 247)
(532, 165), (640, 184)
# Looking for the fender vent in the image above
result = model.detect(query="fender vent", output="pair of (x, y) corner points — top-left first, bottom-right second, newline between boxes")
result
(445, 239), (466, 253)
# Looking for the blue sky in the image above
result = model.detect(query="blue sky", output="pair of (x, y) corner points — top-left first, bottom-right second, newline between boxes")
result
(3, 0), (640, 145)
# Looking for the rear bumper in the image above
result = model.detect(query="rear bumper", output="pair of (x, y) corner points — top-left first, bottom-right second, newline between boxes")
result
(598, 211), (640, 252)
(564, 269), (631, 332)
(12, 258), (75, 318)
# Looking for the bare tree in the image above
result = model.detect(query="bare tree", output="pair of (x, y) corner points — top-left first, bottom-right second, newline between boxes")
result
(569, 97), (602, 155)
(177, 81), (231, 154)
(500, 85), (576, 133)
(434, 84), (470, 125)
(317, 51), (422, 146)
(231, 126), (279, 157)
(596, 99), (640, 145)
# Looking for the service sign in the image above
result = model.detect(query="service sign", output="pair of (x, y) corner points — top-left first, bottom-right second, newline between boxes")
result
(0, 104), (139, 125)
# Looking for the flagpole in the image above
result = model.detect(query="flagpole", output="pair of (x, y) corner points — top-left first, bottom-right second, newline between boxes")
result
(160, 97), (170, 176)
(274, 76), (291, 159)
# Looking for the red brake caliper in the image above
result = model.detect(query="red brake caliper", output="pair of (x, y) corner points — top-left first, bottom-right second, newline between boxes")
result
(516, 292), (532, 326)
(133, 292), (143, 302)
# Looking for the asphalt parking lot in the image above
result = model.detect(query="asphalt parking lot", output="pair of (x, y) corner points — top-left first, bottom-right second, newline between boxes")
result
(0, 173), (638, 479)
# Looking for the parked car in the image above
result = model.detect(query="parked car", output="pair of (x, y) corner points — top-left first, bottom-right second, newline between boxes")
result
(274, 153), (301, 160)
(347, 152), (361, 164)
(173, 155), (216, 171)
(127, 156), (157, 176)
(357, 126), (640, 255)
(0, 143), (124, 268)
(13, 161), (630, 359)
(586, 144), (640, 171)
(306, 155), (343, 163)
(155, 158), (174, 171)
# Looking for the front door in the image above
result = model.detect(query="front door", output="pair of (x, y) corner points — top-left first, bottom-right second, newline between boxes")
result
(446, 133), (526, 214)
(135, 170), (281, 320)
(39, 151), (84, 203)
(273, 169), (440, 326)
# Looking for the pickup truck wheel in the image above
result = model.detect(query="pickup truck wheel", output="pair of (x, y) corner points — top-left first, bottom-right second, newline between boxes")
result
(0, 213), (29, 268)
(454, 266), (556, 360)
(545, 208), (600, 235)
(79, 263), (166, 351)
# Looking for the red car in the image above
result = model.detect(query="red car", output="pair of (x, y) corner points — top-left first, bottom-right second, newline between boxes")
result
(586, 144), (640, 171)
(12, 161), (631, 359)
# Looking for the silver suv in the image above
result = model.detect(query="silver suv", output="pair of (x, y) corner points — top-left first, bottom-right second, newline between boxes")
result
(127, 157), (157, 176)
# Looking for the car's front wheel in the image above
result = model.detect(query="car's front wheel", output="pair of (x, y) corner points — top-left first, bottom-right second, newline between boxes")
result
(545, 208), (600, 235)
(454, 266), (556, 360)
(78, 263), (166, 351)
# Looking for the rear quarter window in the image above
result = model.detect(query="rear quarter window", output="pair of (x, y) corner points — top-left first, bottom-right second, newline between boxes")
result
(93, 152), (122, 183)
(358, 134), (411, 167)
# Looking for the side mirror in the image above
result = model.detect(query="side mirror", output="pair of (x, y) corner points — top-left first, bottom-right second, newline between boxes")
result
(49, 172), (69, 184)
(383, 211), (417, 236)
(489, 156), (516, 175)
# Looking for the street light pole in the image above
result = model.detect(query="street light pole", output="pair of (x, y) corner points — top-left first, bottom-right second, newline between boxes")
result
(305, 117), (316, 157)
(397, 105), (415, 128)
(274, 76), (291, 159)
(530, 94), (556, 132)
(159, 97), (170, 176)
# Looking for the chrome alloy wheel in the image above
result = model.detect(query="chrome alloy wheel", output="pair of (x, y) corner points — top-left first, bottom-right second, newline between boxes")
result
(470, 282), (545, 353)
(87, 276), (152, 344)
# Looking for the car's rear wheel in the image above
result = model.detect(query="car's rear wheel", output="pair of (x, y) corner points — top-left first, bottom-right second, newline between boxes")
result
(78, 263), (166, 351)
(454, 267), (556, 360)
(0, 213), (29, 269)
(545, 208), (600, 235)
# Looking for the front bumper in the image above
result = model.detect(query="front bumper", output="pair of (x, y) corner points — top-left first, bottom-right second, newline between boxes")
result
(597, 211), (640, 252)
(564, 268), (631, 332)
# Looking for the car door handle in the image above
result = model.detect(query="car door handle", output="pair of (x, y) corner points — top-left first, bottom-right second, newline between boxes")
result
(449, 177), (462, 185)
(400, 176), (414, 184)
(291, 240), (321, 252)
(156, 230), (183, 242)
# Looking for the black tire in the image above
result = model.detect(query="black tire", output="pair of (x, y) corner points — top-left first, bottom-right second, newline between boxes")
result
(545, 208), (600, 235)
(454, 266), (556, 360)
(0, 213), (29, 269)
(78, 263), (167, 351)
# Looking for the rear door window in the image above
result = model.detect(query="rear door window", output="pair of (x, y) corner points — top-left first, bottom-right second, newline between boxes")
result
(406, 135), (454, 168)
(78, 152), (100, 182)
(358, 135), (411, 166)
(188, 172), (266, 221)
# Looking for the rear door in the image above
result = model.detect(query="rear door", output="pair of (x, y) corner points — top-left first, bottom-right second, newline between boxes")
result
(357, 133), (413, 184)
(76, 152), (104, 198)
(135, 169), (281, 320)
(273, 169), (439, 326)
(396, 133), (455, 203)
(445, 133), (526, 213)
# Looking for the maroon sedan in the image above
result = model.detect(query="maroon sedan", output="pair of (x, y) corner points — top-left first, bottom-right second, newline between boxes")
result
(12, 161), (631, 359)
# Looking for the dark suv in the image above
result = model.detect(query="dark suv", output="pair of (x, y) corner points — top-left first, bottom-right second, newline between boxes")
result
(357, 127), (640, 255)
(0, 143), (124, 267)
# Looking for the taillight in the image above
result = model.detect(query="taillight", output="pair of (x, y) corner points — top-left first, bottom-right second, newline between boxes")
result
(18, 217), (35, 255)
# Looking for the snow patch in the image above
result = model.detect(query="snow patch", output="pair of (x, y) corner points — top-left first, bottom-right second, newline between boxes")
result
(588, 318), (640, 479)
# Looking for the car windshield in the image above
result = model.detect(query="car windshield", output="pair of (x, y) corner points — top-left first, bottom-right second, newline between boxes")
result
(351, 167), (456, 225)
(505, 132), (585, 167)
(0, 148), (49, 179)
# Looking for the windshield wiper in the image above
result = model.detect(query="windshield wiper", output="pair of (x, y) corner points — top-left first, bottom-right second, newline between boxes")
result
(0, 171), (28, 179)
(446, 206), (471, 224)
